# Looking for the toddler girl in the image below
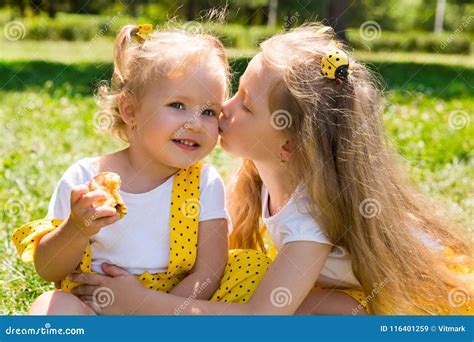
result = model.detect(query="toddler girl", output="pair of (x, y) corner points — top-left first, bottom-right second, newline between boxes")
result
(12, 24), (231, 314)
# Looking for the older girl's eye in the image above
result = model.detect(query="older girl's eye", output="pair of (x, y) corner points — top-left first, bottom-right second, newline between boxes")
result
(241, 104), (251, 112)
(202, 109), (216, 117)
(238, 93), (251, 112)
(168, 102), (185, 110)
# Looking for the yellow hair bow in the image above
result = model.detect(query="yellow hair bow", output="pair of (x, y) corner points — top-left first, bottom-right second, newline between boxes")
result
(134, 24), (153, 44)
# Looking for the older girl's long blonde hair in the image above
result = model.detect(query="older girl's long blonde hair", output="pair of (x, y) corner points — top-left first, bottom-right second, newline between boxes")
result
(228, 24), (473, 315)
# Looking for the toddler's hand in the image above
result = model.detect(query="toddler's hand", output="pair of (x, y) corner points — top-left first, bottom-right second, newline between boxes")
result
(67, 184), (120, 237)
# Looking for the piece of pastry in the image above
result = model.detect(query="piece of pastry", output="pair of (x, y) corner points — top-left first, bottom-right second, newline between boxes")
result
(88, 172), (127, 218)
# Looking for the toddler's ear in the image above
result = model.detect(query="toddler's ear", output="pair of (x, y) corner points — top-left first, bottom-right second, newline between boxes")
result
(118, 91), (137, 126)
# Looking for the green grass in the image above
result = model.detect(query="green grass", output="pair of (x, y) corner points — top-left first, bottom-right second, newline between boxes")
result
(1, 41), (473, 314)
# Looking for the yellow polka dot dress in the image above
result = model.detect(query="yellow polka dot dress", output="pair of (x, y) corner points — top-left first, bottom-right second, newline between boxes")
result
(209, 249), (271, 304)
(11, 162), (271, 303)
(13, 162), (206, 293)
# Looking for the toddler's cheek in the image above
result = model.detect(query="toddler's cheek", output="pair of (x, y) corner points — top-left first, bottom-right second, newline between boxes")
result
(203, 124), (219, 145)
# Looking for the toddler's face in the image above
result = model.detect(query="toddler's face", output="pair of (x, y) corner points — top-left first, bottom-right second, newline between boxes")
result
(130, 60), (226, 169)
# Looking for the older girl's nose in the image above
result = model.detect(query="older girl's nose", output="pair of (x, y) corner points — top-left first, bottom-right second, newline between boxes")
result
(221, 97), (235, 119)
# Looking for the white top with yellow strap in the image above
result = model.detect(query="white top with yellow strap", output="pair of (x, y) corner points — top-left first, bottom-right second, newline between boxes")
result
(12, 160), (229, 293)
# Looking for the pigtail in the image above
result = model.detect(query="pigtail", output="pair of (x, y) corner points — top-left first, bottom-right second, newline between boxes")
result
(112, 25), (138, 90)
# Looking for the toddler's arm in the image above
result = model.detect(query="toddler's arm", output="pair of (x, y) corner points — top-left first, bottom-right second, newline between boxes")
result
(34, 185), (120, 282)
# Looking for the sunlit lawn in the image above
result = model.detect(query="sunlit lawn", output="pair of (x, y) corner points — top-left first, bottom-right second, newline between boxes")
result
(1, 38), (472, 314)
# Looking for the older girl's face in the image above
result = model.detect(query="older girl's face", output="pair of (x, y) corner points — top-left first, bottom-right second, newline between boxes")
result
(219, 53), (288, 162)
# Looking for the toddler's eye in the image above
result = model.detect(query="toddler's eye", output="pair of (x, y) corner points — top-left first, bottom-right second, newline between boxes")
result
(168, 102), (185, 110)
(202, 109), (216, 117)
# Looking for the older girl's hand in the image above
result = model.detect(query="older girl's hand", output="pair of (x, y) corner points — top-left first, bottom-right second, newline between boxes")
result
(70, 263), (151, 315)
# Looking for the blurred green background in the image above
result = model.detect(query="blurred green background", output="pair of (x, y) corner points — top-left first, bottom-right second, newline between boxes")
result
(0, 0), (473, 314)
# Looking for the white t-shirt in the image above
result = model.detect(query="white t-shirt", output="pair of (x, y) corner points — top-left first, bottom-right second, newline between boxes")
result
(262, 184), (362, 288)
(262, 185), (444, 289)
(46, 157), (230, 275)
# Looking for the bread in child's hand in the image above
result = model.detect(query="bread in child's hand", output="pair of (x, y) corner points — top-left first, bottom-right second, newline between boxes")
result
(88, 172), (128, 218)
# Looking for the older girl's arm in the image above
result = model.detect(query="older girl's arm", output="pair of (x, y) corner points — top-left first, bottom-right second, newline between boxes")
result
(169, 219), (228, 300)
(136, 241), (331, 315)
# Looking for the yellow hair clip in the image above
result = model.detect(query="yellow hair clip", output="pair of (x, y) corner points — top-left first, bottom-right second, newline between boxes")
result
(321, 48), (350, 80)
(133, 24), (153, 44)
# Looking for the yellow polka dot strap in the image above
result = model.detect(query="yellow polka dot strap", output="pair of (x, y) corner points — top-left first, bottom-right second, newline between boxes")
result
(167, 162), (201, 276)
